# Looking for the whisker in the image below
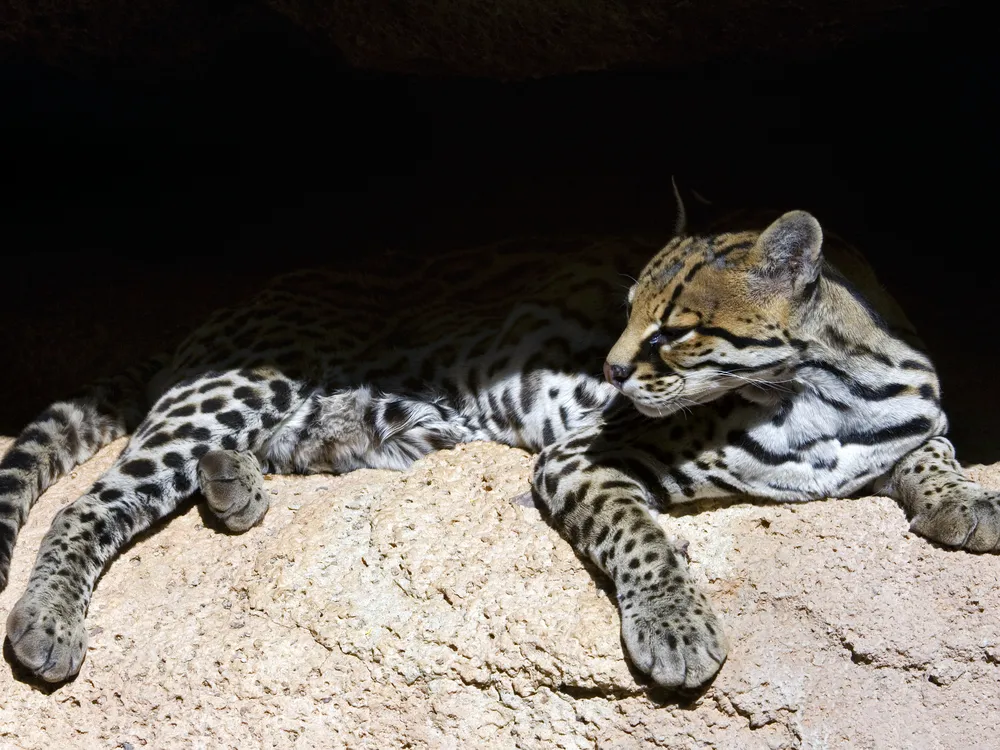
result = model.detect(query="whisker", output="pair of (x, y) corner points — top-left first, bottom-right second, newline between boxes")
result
(618, 273), (639, 288)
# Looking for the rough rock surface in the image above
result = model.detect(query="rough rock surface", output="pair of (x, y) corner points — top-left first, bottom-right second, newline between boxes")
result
(0, 434), (998, 749)
(1, 0), (945, 79)
(268, 0), (940, 78)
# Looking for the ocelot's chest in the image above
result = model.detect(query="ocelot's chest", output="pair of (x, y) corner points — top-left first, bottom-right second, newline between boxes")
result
(726, 373), (949, 500)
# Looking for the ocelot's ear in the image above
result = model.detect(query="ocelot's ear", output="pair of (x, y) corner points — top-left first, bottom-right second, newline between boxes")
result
(751, 210), (823, 296)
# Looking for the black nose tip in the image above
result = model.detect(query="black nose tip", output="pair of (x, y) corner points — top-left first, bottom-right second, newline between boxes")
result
(604, 362), (635, 389)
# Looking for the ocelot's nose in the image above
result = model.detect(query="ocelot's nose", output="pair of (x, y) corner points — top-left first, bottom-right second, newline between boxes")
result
(604, 362), (635, 389)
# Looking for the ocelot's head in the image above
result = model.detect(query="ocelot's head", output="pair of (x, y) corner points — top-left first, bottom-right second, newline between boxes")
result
(605, 210), (823, 417)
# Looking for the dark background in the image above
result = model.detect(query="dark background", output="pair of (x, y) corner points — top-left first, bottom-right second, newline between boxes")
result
(1, 1), (996, 461)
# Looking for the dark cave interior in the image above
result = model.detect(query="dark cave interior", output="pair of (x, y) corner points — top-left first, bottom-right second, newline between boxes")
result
(0, 0), (996, 461)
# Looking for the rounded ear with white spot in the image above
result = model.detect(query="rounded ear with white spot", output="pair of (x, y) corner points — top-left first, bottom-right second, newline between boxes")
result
(752, 210), (823, 295)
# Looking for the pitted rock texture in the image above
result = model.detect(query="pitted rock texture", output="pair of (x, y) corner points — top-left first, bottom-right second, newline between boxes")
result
(1, 0), (942, 79)
(267, 0), (935, 78)
(0, 434), (998, 749)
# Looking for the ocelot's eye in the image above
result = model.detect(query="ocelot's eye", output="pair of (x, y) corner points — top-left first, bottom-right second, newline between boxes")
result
(648, 326), (696, 350)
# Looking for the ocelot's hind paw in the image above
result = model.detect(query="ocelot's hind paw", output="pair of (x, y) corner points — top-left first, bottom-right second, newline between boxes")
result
(197, 450), (269, 533)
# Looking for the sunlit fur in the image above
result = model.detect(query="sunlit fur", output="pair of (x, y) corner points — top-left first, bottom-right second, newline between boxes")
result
(2, 202), (994, 694)
(609, 210), (922, 421)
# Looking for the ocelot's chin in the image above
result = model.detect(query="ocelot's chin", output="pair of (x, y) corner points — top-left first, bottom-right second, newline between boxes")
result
(628, 399), (683, 419)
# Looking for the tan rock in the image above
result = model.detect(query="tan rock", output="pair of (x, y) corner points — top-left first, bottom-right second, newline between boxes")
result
(1, 434), (998, 749)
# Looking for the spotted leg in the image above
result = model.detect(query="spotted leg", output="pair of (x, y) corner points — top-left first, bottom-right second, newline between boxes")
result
(197, 450), (269, 533)
(5, 371), (305, 682)
(532, 427), (728, 690)
(0, 357), (168, 591)
(878, 436), (1000, 552)
(5, 451), (201, 681)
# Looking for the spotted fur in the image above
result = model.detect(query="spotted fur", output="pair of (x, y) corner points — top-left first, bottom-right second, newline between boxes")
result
(1, 207), (994, 688)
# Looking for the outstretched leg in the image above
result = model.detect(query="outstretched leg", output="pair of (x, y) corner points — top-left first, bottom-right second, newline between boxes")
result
(6, 449), (202, 681)
(5, 369), (307, 681)
(532, 424), (729, 690)
(878, 436), (1000, 552)
(533, 416), (999, 692)
(197, 450), (270, 533)
(0, 356), (168, 590)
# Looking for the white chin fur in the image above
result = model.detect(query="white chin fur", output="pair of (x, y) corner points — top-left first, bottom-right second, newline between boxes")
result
(630, 400), (680, 418)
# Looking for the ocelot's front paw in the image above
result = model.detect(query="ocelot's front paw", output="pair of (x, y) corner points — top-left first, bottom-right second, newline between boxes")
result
(910, 491), (1000, 553)
(619, 574), (728, 689)
(5, 593), (88, 682)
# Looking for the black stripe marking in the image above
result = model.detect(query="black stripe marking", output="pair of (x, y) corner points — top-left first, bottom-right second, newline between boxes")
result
(667, 467), (695, 497)
(683, 261), (705, 283)
(714, 240), (754, 258)
(487, 393), (508, 429)
(16, 427), (52, 447)
(900, 359), (934, 372)
(770, 399), (794, 426)
(812, 391), (852, 412)
(120, 459), (156, 478)
(501, 389), (525, 430)
(520, 374), (537, 414)
(728, 429), (799, 466)
(573, 383), (600, 409)
(38, 407), (70, 426)
(0, 450), (38, 472)
(668, 283), (685, 305)
(558, 405), (571, 431)
(687, 358), (787, 375)
(840, 416), (933, 446)
(799, 360), (908, 400)
(707, 475), (741, 494)
(698, 326), (785, 349)
(144, 432), (174, 450)
(595, 458), (662, 502)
